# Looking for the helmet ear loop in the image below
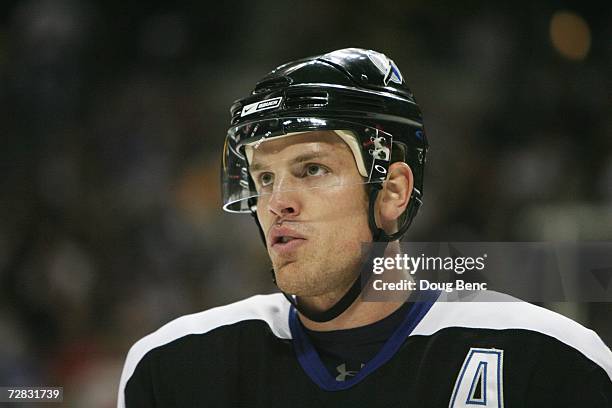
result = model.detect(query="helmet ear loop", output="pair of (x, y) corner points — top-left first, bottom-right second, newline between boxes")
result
(368, 183), (422, 243)
(367, 184), (386, 242)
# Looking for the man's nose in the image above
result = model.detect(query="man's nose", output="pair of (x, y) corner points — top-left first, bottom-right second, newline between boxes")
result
(267, 177), (301, 218)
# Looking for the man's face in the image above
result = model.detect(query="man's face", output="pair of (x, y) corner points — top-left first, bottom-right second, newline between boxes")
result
(249, 131), (372, 297)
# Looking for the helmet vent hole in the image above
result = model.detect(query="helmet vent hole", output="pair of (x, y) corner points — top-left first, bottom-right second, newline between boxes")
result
(253, 76), (292, 94)
(285, 89), (329, 109)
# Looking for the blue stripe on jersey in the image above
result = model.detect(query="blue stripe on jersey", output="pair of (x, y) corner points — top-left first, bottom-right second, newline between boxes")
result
(289, 290), (440, 391)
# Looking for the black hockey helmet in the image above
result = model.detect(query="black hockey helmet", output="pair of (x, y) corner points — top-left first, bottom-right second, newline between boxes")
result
(222, 48), (428, 242)
(221, 48), (429, 322)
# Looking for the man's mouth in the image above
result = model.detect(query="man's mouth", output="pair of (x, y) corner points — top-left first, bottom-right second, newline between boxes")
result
(269, 226), (307, 253)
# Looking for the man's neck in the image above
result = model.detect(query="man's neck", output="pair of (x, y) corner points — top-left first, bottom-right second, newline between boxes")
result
(298, 298), (408, 332)
(297, 241), (413, 332)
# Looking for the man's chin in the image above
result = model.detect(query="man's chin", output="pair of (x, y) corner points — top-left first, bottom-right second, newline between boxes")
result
(273, 262), (318, 296)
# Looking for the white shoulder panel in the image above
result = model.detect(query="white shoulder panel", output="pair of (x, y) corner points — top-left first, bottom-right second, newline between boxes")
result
(117, 293), (291, 408)
(412, 290), (612, 382)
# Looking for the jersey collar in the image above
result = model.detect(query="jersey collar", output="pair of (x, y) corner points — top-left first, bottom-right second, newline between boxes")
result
(289, 290), (440, 391)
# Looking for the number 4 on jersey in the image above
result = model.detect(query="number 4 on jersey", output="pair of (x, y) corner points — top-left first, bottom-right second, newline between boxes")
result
(449, 348), (504, 408)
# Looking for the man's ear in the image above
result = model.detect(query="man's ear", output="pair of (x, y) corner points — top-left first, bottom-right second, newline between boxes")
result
(375, 162), (414, 234)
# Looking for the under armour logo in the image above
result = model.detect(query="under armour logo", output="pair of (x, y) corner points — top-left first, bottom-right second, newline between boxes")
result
(335, 363), (365, 381)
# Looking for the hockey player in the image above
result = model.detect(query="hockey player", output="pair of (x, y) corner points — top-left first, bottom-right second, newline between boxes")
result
(118, 48), (612, 407)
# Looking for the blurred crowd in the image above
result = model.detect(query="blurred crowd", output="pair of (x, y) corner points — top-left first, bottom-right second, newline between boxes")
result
(0, 1), (610, 406)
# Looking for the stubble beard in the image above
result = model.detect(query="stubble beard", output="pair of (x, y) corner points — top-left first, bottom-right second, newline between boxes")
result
(271, 243), (362, 298)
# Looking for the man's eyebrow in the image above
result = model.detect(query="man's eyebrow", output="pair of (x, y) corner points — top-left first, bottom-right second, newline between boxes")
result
(250, 151), (332, 172)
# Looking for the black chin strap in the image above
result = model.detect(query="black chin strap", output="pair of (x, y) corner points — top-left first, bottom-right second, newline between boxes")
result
(281, 228), (388, 322)
(252, 183), (421, 323)
(284, 186), (386, 322)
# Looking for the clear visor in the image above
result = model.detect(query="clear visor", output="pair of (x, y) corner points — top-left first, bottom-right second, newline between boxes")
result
(222, 117), (393, 213)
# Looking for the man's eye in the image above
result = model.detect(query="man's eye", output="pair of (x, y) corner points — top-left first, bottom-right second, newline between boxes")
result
(259, 173), (274, 186)
(305, 164), (328, 177)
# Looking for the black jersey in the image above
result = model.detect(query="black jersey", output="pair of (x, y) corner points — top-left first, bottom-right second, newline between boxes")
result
(118, 290), (612, 407)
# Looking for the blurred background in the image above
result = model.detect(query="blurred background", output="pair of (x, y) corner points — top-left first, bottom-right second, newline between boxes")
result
(0, 0), (610, 406)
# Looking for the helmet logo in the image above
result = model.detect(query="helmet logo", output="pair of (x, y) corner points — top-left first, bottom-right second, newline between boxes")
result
(366, 51), (403, 86)
(363, 129), (392, 182)
(241, 96), (283, 117)
(369, 135), (390, 161)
